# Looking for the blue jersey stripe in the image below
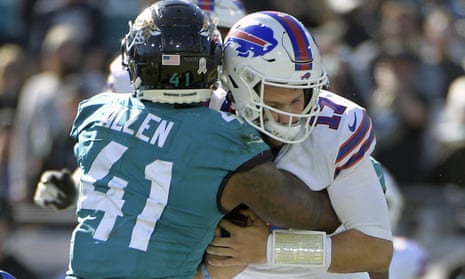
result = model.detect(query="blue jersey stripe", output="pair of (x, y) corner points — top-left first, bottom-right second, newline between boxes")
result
(334, 129), (375, 177)
(336, 110), (371, 163)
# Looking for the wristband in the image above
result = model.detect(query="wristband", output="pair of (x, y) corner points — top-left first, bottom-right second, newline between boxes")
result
(200, 263), (211, 279)
(324, 236), (332, 271)
(266, 229), (329, 267)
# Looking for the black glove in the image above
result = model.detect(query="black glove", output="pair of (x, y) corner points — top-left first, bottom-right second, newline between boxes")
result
(34, 169), (77, 210)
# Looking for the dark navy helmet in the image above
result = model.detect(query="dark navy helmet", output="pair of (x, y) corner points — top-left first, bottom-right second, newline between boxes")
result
(122, 0), (223, 104)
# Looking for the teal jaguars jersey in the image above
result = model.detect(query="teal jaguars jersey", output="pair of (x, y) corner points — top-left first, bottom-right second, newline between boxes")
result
(66, 93), (269, 279)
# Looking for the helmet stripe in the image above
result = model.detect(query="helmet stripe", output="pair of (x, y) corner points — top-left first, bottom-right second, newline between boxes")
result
(263, 11), (312, 71)
(197, 0), (215, 11)
(228, 29), (270, 48)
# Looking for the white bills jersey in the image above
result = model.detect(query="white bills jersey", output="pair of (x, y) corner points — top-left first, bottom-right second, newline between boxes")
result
(234, 90), (393, 279)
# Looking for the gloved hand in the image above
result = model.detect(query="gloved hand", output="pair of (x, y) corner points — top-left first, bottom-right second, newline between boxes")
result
(34, 169), (77, 210)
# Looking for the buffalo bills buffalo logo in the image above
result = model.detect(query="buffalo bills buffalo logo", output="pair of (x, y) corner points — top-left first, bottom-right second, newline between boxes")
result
(225, 25), (278, 58)
(300, 72), (311, 80)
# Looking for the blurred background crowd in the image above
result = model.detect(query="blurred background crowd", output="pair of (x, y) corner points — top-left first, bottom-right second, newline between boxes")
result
(0, 0), (464, 278)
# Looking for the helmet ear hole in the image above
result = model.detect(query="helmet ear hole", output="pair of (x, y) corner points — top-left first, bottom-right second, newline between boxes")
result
(243, 107), (258, 120)
(253, 82), (261, 96)
(227, 74), (238, 89)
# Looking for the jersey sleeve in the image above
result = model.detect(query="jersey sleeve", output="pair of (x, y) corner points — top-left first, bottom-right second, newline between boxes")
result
(70, 92), (124, 139)
(328, 156), (393, 240)
(192, 110), (271, 172)
(274, 91), (376, 190)
(334, 107), (376, 178)
(318, 93), (390, 240)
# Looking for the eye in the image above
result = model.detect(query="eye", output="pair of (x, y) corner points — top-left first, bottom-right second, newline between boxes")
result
(263, 99), (282, 109)
(269, 104), (280, 109)
(291, 95), (305, 105)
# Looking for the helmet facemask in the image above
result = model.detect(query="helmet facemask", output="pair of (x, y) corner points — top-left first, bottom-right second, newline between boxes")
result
(230, 67), (322, 144)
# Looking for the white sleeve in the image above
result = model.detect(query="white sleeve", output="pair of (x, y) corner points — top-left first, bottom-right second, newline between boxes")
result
(208, 87), (227, 111)
(327, 156), (393, 241)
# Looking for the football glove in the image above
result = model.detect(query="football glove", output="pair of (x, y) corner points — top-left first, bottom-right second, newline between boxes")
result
(34, 169), (77, 210)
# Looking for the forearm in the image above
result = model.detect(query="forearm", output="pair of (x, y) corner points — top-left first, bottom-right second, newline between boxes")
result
(279, 170), (340, 232)
(328, 229), (393, 273)
(254, 190), (338, 232)
(224, 163), (340, 233)
(369, 271), (390, 279)
(194, 262), (245, 279)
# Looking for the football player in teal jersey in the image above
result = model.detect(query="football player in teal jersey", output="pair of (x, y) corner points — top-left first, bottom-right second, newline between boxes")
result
(49, 1), (339, 278)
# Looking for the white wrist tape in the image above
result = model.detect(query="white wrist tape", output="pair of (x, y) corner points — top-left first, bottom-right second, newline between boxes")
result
(266, 229), (331, 269)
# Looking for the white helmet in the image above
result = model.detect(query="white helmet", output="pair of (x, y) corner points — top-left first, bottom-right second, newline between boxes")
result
(194, 0), (246, 28)
(223, 11), (328, 143)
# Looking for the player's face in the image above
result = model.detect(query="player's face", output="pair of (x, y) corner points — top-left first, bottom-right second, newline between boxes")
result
(260, 85), (306, 148)
(263, 85), (305, 125)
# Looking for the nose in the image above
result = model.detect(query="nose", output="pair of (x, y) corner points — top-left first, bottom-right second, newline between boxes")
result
(275, 112), (292, 125)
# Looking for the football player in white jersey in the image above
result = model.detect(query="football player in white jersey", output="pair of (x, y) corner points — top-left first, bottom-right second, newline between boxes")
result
(200, 11), (393, 279)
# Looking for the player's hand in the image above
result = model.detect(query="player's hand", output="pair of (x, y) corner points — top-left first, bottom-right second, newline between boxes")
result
(206, 209), (269, 266)
(195, 227), (248, 279)
(34, 169), (77, 210)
